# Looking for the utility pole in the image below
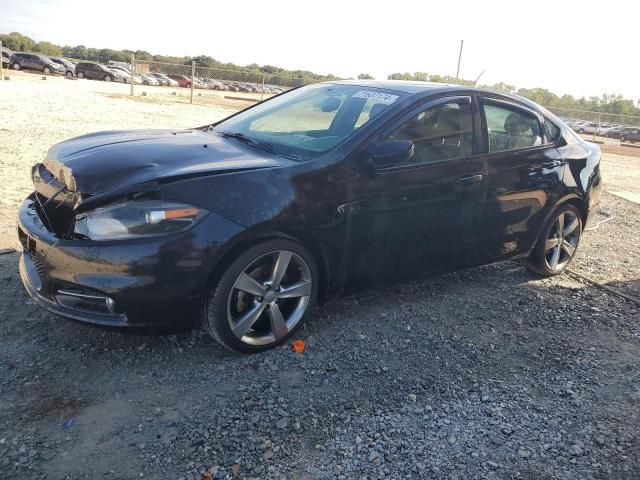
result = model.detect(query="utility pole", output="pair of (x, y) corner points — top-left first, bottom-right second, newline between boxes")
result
(130, 53), (135, 96)
(456, 40), (464, 79)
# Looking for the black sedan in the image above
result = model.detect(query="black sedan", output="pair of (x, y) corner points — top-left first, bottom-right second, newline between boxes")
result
(17, 81), (602, 352)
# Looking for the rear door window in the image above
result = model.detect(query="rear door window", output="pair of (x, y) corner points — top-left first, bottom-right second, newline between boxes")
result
(483, 101), (542, 153)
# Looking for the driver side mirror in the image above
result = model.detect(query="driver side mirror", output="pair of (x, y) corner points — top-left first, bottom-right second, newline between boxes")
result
(369, 140), (415, 169)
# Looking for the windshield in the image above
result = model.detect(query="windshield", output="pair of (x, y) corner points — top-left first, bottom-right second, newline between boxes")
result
(212, 84), (406, 160)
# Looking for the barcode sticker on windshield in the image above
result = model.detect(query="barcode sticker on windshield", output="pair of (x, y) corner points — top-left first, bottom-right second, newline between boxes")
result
(352, 91), (399, 104)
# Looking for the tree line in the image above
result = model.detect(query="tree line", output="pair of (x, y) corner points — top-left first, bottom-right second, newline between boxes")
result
(3, 31), (638, 116)
(383, 72), (640, 117)
(0, 31), (339, 83)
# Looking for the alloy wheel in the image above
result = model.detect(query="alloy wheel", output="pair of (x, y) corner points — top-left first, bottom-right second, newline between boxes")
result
(227, 250), (312, 346)
(544, 210), (580, 272)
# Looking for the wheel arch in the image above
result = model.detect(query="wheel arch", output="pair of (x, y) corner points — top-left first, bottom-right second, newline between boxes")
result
(525, 194), (588, 257)
(202, 225), (332, 306)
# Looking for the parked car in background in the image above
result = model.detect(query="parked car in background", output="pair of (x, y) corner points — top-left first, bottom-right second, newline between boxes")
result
(107, 65), (144, 84)
(1, 46), (12, 68)
(17, 81), (602, 353)
(619, 127), (640, 143)
(140, 73), (160, 86)
(10, 52), (65, 74)
(605, 126), (625, 139)
(167, 74), (193, 87)
(48, 57), (76, 77)
(149, 73), (179, 87)
(572, 121), (598, 135)
(75, 62), (126, 82)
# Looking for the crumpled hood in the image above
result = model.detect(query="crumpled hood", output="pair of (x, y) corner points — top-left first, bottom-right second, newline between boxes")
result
(42, 129), (286, 194)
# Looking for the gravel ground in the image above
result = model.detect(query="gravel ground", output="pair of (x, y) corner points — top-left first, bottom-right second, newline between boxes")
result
(0, 73), (639, 480)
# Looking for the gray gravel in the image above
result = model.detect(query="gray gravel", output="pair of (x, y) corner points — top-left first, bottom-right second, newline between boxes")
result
(1, 191), (639, 480)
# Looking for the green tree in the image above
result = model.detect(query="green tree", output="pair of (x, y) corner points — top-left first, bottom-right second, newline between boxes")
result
(358, 73), (374, 80)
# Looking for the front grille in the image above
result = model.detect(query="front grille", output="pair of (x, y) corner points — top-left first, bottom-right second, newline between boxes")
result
(29, 250), (47, 282)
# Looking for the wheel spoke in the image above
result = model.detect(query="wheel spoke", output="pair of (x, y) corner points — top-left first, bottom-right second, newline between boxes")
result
(277, 280), (312, 299)
(234, 272), (266, 297)
(268, 303), (288, 339)
(545, 237), (560, 251)
(232, 302), (267, 338)
(556, 213), (565, 238)
(563, 216), (579, 237)
(562, 240), (576, 256)
(270, 251), (292, 288)
(549, 245), (561, 270)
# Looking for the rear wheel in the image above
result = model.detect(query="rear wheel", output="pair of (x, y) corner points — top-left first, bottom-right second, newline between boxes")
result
(201, 239), (318, 353)
(526, 204), (582, 276)
(77, 71), (85, 79)
(43, 66), (51, 74)
(620, 135), (627, 143)
(103, 74), (112, 82)
(65, 71), (73, 78)
(12, 62), (20, 70)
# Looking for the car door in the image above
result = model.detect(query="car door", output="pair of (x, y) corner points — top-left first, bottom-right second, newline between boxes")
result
(344, 95), (487, 285)
(473, 95), (564, 262)
(29, 55), (41, 70)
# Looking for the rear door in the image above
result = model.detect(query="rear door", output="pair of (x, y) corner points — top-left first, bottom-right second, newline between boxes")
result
(473, 95), (564, 262)
(345, 95), (487, 284)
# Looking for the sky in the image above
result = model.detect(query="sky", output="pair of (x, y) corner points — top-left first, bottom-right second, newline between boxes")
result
(2, 0), (639, 101)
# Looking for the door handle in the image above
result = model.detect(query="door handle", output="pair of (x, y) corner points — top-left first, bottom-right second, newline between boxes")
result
(455, 174), (483, 184)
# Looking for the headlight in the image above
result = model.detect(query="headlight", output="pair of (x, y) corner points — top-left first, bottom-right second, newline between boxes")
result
(74, 200), (208, 241)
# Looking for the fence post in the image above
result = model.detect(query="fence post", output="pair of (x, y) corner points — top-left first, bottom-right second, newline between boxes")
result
(0, 40), (4, 81)
(130, 53), (135, 96)
(261, 73), (265, 102)
(190, 61), (195, 104)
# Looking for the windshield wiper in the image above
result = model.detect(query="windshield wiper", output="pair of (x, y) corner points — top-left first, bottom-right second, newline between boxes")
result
(219, 131), (277, 155)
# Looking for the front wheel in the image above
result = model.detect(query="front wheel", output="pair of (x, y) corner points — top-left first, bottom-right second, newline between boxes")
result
(77, 71), (84, 79)
(201, 239), (318, 353)
(12, 62), (20, 70)
(620, 135), (627, 143)
(526, 204), (582, 277)
(103, 74), (112, 82)
(43, 66), (51, 74)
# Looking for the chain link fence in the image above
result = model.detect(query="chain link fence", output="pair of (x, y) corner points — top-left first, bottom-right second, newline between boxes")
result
(547, 106), (640, 143)
(130, 57), (309, 105)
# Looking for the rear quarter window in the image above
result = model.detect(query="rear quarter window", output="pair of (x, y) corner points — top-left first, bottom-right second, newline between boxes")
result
(544, 119), (561, 143)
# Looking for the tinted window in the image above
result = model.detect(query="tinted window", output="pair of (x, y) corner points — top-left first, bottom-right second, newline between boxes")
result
(544, 119), (561, 142)
(384, 100), (473, 165)
(484, 102), (542, 153)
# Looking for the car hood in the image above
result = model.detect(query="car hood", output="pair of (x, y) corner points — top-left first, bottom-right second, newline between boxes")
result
(42, 129), (287, 195)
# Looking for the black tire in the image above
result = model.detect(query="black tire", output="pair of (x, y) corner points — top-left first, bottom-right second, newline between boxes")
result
(77, 71), (84, 79)
(12, 62), (20, 70)
(65, 71), (73, 78)
(620, 135), (627, 143)
(43, 66), (51, 74)
(201, 239), (319, 353)
(103, 74), (112, 82)
(578, 129), (585, 134)
(526, 203), (582, 277)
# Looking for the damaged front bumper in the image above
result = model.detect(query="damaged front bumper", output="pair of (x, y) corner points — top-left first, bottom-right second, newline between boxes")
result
(17, 194), (242, 331)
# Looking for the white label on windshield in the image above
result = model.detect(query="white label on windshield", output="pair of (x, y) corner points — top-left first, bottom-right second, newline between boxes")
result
(352, 91), (399, 104)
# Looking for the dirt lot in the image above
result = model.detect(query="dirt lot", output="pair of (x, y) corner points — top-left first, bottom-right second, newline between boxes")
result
(0, 72), (639, 480)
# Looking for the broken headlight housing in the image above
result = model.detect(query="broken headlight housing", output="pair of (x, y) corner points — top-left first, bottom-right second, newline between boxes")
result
(74, 200), (207, 241)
